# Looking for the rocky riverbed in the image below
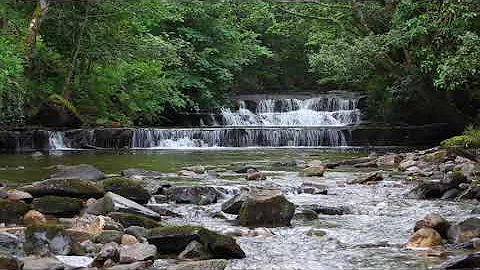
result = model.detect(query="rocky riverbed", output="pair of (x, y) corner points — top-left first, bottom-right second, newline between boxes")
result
(0, 148), (479, 270)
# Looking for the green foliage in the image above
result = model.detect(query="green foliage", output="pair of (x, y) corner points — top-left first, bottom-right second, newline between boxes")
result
(441, 125), (480, 149)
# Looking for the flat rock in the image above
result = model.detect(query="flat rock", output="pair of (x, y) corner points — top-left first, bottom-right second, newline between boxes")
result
(20, 178), (104, 199)
(299, 183), (328, 195)
(32, 196), (84, 217)
(50, 164), (105, 181)
(86, 192), (160, 219)
(22, 256), (64, 270)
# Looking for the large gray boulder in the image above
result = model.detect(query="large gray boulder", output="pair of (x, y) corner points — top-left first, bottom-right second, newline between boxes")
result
(32, 196), (84, 217)
(50, 164), (105, 181)
(20, 178), (104, 199)
(118, 243), (157, 263)
(221, 192), (250, 215)
(86, 192), (160, 219)
(163, 186), (222, 205)
(239, 189), (295, 227)
(103, 177), (151, 204)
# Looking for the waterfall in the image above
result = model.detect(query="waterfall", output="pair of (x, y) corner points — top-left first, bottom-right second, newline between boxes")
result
(48, 131), (69, 150)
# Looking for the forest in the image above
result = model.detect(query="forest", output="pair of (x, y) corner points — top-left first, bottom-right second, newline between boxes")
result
(0, 0), (479, 129)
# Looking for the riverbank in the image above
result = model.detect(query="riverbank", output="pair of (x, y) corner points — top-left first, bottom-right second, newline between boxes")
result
(0, 146), (479, 269)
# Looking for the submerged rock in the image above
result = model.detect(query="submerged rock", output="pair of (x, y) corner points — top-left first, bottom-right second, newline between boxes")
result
(50, 164), (105, 180)
(233, 166), (257, 174)
(438, 252), (480, 269)
(103, 177), (151, 205)
(32, 196), (84, 217)
(182, 165), (206, 174)
(305, 205), (346, 215)
(238, 189), (295, 227)
(20, 178), (104, 199)
(121, 168), (164, 179)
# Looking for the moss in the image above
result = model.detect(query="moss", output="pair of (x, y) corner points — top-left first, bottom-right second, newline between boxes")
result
(48, 94), (80, 117)
(441, 126), (480, 149)
(423, 150), (447, 163)
(0, 199), (32, 223)
(107, 212), (160, 229)
(103, 177), (150, 204)
(21, 179), (104, 199)
(147, 225), (200, 238)
(451, 170), (467, 182)
(32, 195), (84, 217)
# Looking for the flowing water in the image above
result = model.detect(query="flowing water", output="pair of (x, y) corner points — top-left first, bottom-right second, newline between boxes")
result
(1, 149), (478, 269)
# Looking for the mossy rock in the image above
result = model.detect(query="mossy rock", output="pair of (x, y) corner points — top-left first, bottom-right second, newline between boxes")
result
(423, 150), (448, 163)
(0, 199), (32, 224)
(20, 178), (104, 199)
(441, 135), (480, 149)
(103, 177), (150, 204)
(146, 225), (245, 259)
(107, 212), (160, 229)
(32, 196), (84, 217)
(94, 230), (124, 244)
(239, 191), (295, 228)
(30, 94), (83, 127)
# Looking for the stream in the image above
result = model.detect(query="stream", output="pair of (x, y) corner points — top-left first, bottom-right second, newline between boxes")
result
(1, 148), (478, 269)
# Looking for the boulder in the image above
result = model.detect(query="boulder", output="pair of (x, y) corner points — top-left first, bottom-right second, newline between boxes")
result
(406, 228), (442, 248)
(238, 190), (295, 227)
(0, 232), (22, 256)
(32, 196), (84, 217)
(121, 234), (138, 245)
(448, 218), (480, 244)
(94, 230), (124, 244)
(20, 178), (104, 199)
(124, 226), (147, 240)
(0, 199), (31, 224)
(303, 165), (326, 177)
(404, 181), (449, 199)
(31, 94), (82, 127)
(0, 253), (22, 270)
(221, 192), (251, 215)
(414, 213), (450, 239)
(22, 256), (64, 270)
(7, 189), (33, 203)
(86, 192), (160, 219)
(438, 252), (480, 269)
(107, 212), (160, 229)
(178, 240), (211, 260)
(166, 259), (228, 270)
(298, 183), (328, 195)
(93, 242), (119, 265)
(24, 210), (47, 226)
(118, 243), (157, 263)
(441, 171), (468, 188)
(147, 226), (245, 259)
(50, 164), (105, 180)
(164, 186), (221, 205)
(24, 225), (73, 255)
(103, 178), (150, 204)
(246, 169), (266, 181)
(347, 172), (383, 185)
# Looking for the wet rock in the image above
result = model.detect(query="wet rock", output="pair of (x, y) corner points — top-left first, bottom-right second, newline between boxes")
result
(22, 256), (64, 270)
(306, 229), (326, 237)
(472, 207), (480, 214)
(440, 161), (456, 173)
(107, 212), (160, 229)
(414, 213), (450, 239)
(64, 228), (95, 243)
(86, 192), (160, 219)
(146, 205), (182, 218)
(164, 186), (221, 205)
(105, 260), (153, 270)
(441, 189), (462, 200)
(299, 183), (328, 195)
(399, 159), (417, 171)
(0, 199), (31, 224)
(24, 210), (47, 226)
(7, 189), (33, 203)
(438, 252), (480, 269)
(303, 165), (326, 177)
(103, 178), (151, 205)
(404, 181), (448, 199)
(0, 189), (8, 199)
(119, 243), (157, 263)
(294, 209), (318, 221)
(178, 240), (211, 260)
(55, 255), (93, 269)
(121, 234), (138, 245)
(152, 195), (169, 204)
(233, 166), (257, 173)
(246, 169), (266, 180)
(354, 161), (378, 168)
(376, 154), (402, 166)
(166, 259), (228, 270)
(147, 226), (245, 259)
(248, 227), (274, 237)
(20, 178), (104, 199)
(121, 168), (164, 179)
(221, 192), (250, 215)
(32, 196), (84, 217)
(94, 230), (124, 244)
(93, 242), (119, 265)
(407, 228), (442, 248)
(124, 226), (147, 240)
(441, 171), (468, 188)
(50, 164), (105, 181)
(0, 253), (22, 270)
(0, 232), (21, 256)
(457, 185), (480, 200)
(182, 166), (205, 174)
(31, 94), (83, 128)
(347, 172), (383, 185)
(238, 189), (295, 227)
(25, 224), (73, 255)
(448, 217), (480, 244)
(176, 170), (198, 177)
(305, 205), (346, 215)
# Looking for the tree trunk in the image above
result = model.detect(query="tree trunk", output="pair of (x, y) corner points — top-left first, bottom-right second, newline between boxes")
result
(25, 0), (49, 73)
(63, 5), (89, 100)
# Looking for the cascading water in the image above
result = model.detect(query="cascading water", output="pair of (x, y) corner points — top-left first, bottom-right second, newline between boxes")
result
(131, 94), (361, 148)
(48, 131), (69, 150)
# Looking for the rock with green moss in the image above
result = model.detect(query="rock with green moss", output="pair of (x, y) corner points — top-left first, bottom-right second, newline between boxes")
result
(31, 94), (83, 128)
(103, 178), (150, 204)
(20, 178), (104, 199)
(24, 224), (72, 255)
(146, 225), (245, 259)
(107, 212), (160, 229)
(0, 199), (32, 224)
(239, 190), (295, 228)
(94, 230), (124, 244)
(32, 196), (84, 217)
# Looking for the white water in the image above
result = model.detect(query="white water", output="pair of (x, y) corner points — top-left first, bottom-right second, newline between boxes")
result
(48, 131), (69, 150)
